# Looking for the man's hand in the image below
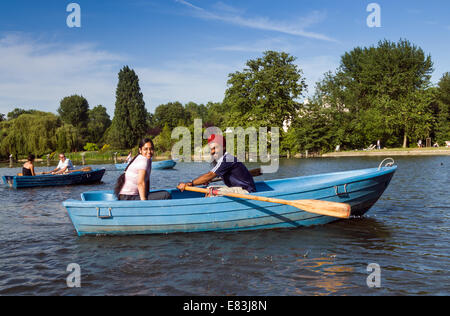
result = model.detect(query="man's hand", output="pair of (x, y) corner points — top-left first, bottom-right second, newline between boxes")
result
(177, 182), (193, 192)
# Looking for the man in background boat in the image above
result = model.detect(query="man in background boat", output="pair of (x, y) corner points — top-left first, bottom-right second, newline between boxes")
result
(51, 153), (74, 175)
(177, 134), (256, 195)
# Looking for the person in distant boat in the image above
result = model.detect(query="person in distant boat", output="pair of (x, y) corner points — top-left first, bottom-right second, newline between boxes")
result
(51, 153), (74, 175)
(22, 154), (36, 176)
(115, 138), (171, 201)
(125, 151), (133, 164)
(177, 134), (257, 195)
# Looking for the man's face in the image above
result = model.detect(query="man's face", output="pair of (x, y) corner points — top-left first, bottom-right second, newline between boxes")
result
(209, 142), (223, 161)
(59, 155), (66, 162)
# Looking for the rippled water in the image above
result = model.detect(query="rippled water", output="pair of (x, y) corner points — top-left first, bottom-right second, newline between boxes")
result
(0, 156), (448, 295)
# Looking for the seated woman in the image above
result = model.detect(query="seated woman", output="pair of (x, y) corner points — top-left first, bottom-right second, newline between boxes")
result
(22, 154), (36, 176)
(114, 138), (171, 201)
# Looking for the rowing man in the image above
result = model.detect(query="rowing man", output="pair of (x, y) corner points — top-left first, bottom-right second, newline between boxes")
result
(177, 134), (256, 195)
(51, 153), (74, 175)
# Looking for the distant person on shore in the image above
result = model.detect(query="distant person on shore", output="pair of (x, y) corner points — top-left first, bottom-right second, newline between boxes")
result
(125, 151), (132, 164)
(115, 138), (171, 201)
(22, 154), (36, 176)
(417, 139), (423, 148)
(51, 153), (74, 175)
(377, 139), (381, 150)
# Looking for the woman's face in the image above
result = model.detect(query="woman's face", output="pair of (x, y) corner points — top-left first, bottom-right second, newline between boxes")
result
(140, 142), (154, 159)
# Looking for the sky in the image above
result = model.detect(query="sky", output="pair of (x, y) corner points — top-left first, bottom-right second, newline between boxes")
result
(0, 0), (449, 116)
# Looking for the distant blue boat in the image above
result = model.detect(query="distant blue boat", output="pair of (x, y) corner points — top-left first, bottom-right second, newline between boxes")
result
(63, 164), (397, 236)
(3, 168), (106, 189)
(115, 159), (176, 170)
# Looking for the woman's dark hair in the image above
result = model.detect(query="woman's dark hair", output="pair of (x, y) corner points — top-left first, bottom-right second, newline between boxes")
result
(28, 154), (35, 162)
(114, 138), (154, 197)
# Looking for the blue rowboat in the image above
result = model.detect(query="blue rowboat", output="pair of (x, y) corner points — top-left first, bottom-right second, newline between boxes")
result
(115, 159), (177, 170)
(63, 163), (397, 236)
(2, 168), (106, 189)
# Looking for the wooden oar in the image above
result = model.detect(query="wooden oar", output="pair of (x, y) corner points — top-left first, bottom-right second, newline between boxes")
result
(183, 186), (351, 219)
(69, 167), (92, 173)
(210, 168), (262, 183)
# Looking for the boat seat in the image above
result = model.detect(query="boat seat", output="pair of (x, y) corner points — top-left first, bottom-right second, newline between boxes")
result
(82, 192), (118, 201)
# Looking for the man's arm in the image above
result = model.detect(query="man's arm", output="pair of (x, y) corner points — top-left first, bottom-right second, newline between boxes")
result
(177, 172), (217, 192)
(53, 166), (68, 175)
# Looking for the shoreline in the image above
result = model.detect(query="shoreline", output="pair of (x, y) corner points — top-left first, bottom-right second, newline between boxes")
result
(322, 149), (450, 157)
(4, 148), (450, 164)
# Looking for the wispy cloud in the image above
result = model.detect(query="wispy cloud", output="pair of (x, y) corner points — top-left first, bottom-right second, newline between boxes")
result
(214, 37), (295, 53)
(0, 33), (124, 114)
(0, 34), (233, 114)
(175, 0), (337, 42)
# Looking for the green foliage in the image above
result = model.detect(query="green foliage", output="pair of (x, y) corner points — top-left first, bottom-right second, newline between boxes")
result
(310, 39), (435, 149)
(0, 112), (61, 157)
(434, 72), (450, 144)
(153, 124), (173, 154)
(58, 95), (90, 129)
(7, 108), (38, 120)
(108, 66), (149, 148)
(154, 102), (190, 129)
(99, 144), (111, 153)
(223, 51), (306, 128)
(87, 105), (111, 144)
(0, 113), (5, 122)
(83, 143), (99, 152)
(56, 124), (83, 153)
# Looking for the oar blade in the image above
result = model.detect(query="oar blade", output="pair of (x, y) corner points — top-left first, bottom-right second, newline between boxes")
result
(291, 199), (351, 219)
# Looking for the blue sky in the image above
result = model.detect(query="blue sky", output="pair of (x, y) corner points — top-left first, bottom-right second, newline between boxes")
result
(0, 0), (449, 116)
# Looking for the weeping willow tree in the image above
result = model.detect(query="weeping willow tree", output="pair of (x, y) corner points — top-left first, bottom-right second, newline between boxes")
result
(0, 112), (61, 157)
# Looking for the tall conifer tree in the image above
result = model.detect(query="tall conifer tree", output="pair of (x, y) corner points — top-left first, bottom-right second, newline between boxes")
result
(109, 66), (149, 148)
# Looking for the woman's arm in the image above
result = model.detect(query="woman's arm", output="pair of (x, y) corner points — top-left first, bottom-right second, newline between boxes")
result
(137, 169), (147, 200)
(31, 164), (36, 176)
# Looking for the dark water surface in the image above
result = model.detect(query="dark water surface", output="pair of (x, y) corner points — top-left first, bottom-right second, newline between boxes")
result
(0, 157), (448, 296)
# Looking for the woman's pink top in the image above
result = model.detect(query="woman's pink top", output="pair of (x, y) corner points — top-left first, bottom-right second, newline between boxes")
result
(119, 155), (152, 196)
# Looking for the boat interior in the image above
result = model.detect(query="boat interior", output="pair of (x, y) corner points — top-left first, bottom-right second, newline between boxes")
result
(81, 167), (384, 202)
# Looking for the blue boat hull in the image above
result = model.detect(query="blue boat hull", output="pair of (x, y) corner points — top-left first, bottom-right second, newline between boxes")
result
(63, 166), (396, 236)
(2, 169), (106, 189)
(115, 159), (176, 170)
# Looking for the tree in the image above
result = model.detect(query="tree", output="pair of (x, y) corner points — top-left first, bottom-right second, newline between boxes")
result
(108, 66), (149, 148)
(58, 95), (90, 130)
(435, 72), (450, 145)
(7, 108), (37, 120)
(314, 39), (434, 148)
(0, 112), (61, 157)
(185, 102), (208, 125)
(153, 124), (173, 154)
(0, 113), (5, 122)
(87, 105), (111, 144)
(223, 51), (307, 128)
(154, 102), (189, 129)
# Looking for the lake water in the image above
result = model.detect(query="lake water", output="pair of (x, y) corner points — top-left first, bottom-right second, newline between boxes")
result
(0, 156), (448, 296)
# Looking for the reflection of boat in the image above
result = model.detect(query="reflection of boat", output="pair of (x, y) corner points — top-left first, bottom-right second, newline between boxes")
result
(115, 159), (176, 170)
(2, 169), (106, 189)
(63, 164), (397, 236)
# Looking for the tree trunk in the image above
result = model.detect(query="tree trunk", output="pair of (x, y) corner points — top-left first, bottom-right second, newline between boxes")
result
(403, 132), (408, 148)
